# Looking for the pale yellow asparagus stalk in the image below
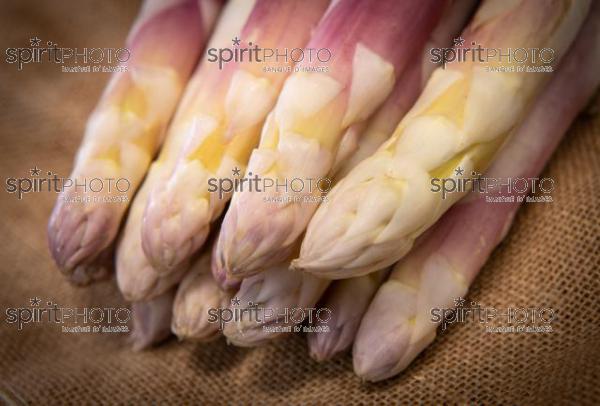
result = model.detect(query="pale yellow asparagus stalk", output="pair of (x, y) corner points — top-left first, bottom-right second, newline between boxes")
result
(216, 0), (445, 277)
(116, 0), (263, 301)
(141, 0), (329, 274)
(171, 248), (232, 341)
(116, 118), (192, 301)
(353, 8), (600, 380)
(130, 289), (176, 351)
(295, 0), (591, 278)
(47, 0), (222, 284)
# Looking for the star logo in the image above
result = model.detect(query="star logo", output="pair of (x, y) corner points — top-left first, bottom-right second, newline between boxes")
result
(30, 297), (41, 306)
(30, 166), (41, 176)
(231, 297), (241, 306)
(30, 37), (41, 47)
(232, 36), (241, 46)
(454, 297), (466, 307)
(232, 167), (241, 176)
(453, 37), (465, 47)
(454, 166), (464, 176)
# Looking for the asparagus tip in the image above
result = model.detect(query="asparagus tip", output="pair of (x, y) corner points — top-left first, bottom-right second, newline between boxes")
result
(47, 200), (113, 278)
(211, 249), (242, 291)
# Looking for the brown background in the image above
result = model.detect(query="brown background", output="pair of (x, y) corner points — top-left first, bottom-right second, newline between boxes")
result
(0, 1), (599, 404)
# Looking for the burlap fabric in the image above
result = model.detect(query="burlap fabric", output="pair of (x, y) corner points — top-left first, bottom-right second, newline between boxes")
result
(0, 1), (599, 404)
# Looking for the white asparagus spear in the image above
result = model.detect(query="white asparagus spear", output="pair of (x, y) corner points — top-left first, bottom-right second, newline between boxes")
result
(294, 0), (591, 279)
(171, 248), (232, 341)
(116, 119), (192, 301)
(352, 6), (600, 380)
(47, 0), (222, 284)
(223, 261), (329, 347)
(130, 289), (176, 351)
(308, 270), (388, 361)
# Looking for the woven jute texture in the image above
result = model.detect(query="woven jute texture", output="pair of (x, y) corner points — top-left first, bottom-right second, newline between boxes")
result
(1, 1), (599, 404)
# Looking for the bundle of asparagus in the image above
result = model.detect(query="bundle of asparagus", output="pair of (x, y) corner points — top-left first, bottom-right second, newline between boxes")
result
(140, 0), (329, 275)
(354, 6), (600, 379)
(215, 0), (445, 278)
(116, 0), (326, 302)
(307, 0), (479, 360)
(48, 0), (599, 382)
(294, 0), (590, 278)
(220, 0), (478, 349)
(47, 0), (222, 284)
(120, 0), (329, 346)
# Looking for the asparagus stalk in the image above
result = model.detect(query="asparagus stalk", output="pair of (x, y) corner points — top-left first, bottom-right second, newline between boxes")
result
(116, 112), (198, 301)
(130, 289), (176, 351)
(140, 0), (329, 274)
(308, 270), (388, 361)
(171, 249), (232, 341)
(294, 0), (591, 279)
(353, 6), (600, 381)
(47, 0), (222, 284)
(307, 0), (478, 361)
(216, 0), (445, 277)
(223, 259), (330, 347)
